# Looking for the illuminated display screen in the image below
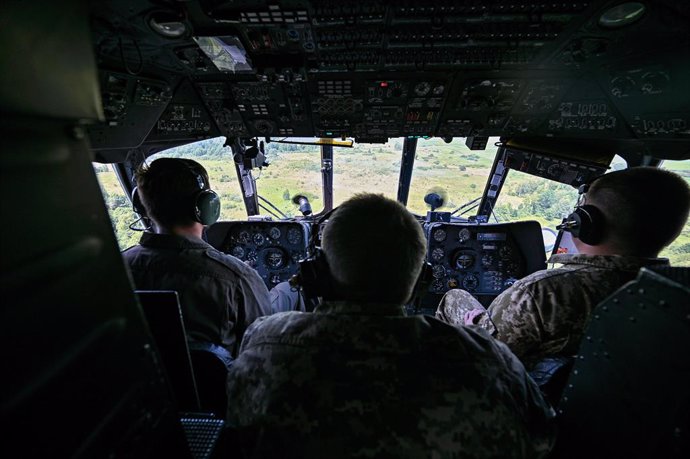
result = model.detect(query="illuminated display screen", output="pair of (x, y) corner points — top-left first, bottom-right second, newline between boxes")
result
(477, 232), (507, 241)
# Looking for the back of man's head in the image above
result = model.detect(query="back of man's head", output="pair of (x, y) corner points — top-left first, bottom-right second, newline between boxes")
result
(587, 167), (690, 257)
(135, 158), (210, 230)
(321, 194), (427, 304)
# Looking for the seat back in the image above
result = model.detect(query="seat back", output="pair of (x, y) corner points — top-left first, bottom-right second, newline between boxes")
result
(188, 344), (233, 417)
(0, 2), (190, 456)
(137, 291), (201, 412)
(555, 267), (690, 458)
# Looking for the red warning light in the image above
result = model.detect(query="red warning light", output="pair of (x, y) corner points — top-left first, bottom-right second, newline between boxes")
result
(380, 81), (389, 88)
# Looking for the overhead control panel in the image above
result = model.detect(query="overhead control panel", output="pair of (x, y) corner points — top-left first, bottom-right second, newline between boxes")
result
(424, 221), (546, 299)
(207, 221), (311, 289)
(88, 1), (690, 159)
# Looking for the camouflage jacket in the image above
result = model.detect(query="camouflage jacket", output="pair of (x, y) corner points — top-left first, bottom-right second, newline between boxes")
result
(227, 301), (555, 459)
(437, 254), (668, 368)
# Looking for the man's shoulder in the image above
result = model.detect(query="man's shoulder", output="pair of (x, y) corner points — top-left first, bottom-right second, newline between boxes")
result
(203, 247), (258, 279)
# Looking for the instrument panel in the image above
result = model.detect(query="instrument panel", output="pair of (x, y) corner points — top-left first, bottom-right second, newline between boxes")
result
(206, 221), (310, 289)
(425, 221), (546, 298)
(89, 1), (690, 158)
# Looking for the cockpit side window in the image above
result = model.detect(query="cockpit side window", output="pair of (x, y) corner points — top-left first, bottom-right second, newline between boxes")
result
(659, 159), (690, 265)
(94, 137), (247, 250)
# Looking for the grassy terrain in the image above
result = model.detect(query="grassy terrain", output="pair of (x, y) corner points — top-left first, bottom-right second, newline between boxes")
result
(94, 137), (690, 265)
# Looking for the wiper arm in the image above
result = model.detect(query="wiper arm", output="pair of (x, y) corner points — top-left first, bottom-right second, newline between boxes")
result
(450, 197), (482, 216)
(258, 195), (289, 219)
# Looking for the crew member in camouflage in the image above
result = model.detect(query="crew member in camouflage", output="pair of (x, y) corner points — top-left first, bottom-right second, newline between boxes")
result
(437, 167), (690, 369)
(227, 194), (556, 459)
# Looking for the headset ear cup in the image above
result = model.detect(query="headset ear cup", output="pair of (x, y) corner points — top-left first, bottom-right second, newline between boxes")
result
(194, 190), (221, 225)
(573, 205), (605, 246)
(296, 250), (334, 300)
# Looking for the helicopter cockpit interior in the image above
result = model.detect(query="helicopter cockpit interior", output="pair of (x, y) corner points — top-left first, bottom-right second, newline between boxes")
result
(1, 0), (689, 457)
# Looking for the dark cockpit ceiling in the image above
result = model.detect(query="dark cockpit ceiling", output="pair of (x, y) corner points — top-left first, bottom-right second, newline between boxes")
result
(83, 1), (690, 163)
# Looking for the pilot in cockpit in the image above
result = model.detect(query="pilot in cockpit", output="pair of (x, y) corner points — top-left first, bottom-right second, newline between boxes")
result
(436, 167), (690, 371)
(122, 158), (272, 358)
(226, 193), (555, 459)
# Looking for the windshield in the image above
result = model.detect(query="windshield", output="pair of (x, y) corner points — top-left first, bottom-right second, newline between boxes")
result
(258, 142), (323, 218)
(407, 137), (500, 216)
(333, 140), (400, 206)
(493, 172), (580, 229)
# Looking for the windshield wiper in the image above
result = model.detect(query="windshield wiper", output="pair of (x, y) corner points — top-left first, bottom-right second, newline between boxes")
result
(258, 195), (288, 219)
(450, 197), (482, 216)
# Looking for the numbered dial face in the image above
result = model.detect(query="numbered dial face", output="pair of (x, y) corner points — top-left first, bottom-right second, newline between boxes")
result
(253, 232), (266, 246)
(433, 228), (447, 242)
(245, 250), (258, 267)
(462, 274), (479, 291)
(432, 265), (447, 279)
(455, 253), (475, 270)
(458, 228), (472, 243)
(414, 81), (431, 96)
(481, 254), (495, 268)
(431, 247), (445, 262)
(430, 279), (446, 293)
(269, 227), (282, 240)
(231, 246), (245, 259)
(499, 245), (514, 259)
(238, 231), (251, 244)
(433, 84), (445, 95)
(287, 228), (302, 245)
(265, 249), (285, 269)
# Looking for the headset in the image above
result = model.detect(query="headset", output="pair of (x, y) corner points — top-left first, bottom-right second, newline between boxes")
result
(556, 180), (605, 246)
(131, 159), (221, 227)
(289, 206), (431, 309)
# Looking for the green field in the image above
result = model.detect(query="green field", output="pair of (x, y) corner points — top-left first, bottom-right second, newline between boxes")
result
(94, 137), (690, 265)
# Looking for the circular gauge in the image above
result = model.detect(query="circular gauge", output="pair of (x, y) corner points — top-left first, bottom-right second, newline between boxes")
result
(269, 227), (282, 240)
(431, 247), (445, 262)
(547, 163), (566, 177)
(287, 227), (302, 245)
(499, 245), (514, 259)
(504, 277), (518, 288)
(458, 228), (472, 243)
(238, 231), (251, 244)
(245, 250), (258, 267)
(231, 246), (245, 259)
(292, 251), (304, 262)
(481, 254), (495, 268)
(433, 84), (445, 95)
(265, 249), (286, 269)
(506, 262), (520, 277)
(430, 279), (446, 294)
(253, 232), (266, 246)
(432, 265), (446, 279)
(462, 274), (479, 291)
(270, 274), (281, 285)
(455, 253), (475, 270)
(433, 228), (447, 242)
(414, 81), (431, 96)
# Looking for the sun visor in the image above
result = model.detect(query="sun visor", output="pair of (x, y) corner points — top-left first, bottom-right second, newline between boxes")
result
(505, 137), (618, 167)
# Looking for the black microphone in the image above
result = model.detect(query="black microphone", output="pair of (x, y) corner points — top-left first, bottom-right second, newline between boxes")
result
(424, 192), (444, 211)
(292, 195), (312, 216)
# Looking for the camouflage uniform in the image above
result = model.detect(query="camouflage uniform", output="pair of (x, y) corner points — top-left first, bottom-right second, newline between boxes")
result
(227, 301), (556, 459)
(436, 254), (668, 368)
